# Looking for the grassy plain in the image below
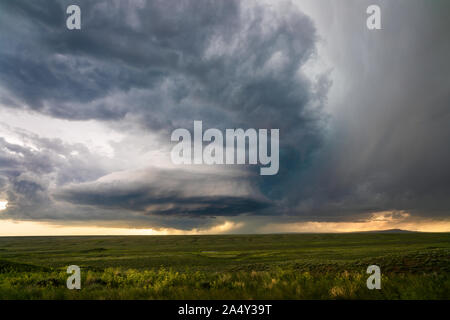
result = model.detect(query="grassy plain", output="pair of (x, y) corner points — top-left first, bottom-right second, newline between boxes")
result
(0, 233), (449, 299)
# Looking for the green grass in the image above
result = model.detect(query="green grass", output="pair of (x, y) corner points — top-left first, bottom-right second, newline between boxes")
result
(0, 233), (449, 299)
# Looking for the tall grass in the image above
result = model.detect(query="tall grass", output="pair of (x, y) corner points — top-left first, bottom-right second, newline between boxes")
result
(1, 267), (449, 299)
(1, 234), (449, 299)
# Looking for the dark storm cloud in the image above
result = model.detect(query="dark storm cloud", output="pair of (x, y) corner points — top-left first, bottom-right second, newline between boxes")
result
(1, 0), (448, 229)
(55, 179), (272, 217)
(0, 132), (108, 218)
(0, 127), (271, 224)
(0, 0), (328, 224)
(279, 0), (450, 221)
(0, 0), (323, 135)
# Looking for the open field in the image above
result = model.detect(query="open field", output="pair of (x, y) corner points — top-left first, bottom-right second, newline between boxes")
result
(0, 233), (449, 299)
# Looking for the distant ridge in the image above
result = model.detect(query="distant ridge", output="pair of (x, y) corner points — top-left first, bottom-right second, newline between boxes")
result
(357, 229), (417, 234)
(268, 229), (419, 235)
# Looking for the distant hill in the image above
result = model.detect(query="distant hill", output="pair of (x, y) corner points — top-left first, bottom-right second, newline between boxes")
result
(358, 229), (418, 234)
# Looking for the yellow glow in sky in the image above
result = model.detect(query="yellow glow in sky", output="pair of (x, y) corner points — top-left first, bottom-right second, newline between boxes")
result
(0, 214), (449, 236)
(0, 220), (243, 236)
(259, 211), (450, 233)
(0, 220), (161, 236)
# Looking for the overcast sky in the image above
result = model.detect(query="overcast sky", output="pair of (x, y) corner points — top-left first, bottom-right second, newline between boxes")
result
(1, 0), (449, 235)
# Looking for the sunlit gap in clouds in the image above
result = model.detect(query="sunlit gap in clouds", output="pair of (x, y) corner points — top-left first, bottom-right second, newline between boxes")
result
(0, 220), (244, 236)
(0, 201), (8, 211)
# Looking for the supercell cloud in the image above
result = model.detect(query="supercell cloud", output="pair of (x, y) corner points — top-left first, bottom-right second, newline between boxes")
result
(0, 0), (449, 232)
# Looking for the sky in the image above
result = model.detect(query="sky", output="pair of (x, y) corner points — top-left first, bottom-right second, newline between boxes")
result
(0, 0), (450, 235)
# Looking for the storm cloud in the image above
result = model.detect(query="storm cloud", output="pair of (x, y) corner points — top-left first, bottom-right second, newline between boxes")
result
(0, 0), (449, 231)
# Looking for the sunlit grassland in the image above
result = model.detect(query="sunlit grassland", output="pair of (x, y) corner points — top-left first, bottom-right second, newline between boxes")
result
(0, 233), (449, 299)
